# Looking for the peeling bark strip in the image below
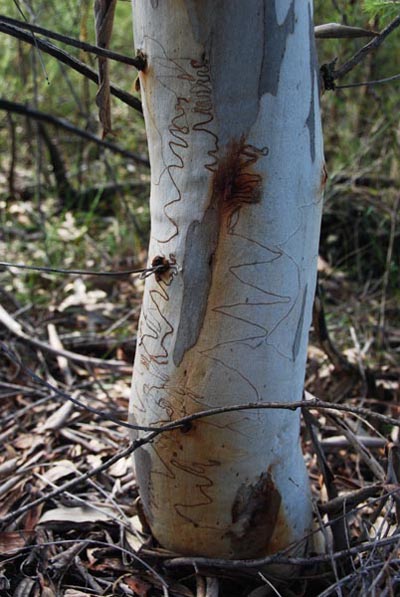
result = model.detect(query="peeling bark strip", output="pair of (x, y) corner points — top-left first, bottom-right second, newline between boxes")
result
(94, 0), (117, 137)
(130, 0), (324, 559)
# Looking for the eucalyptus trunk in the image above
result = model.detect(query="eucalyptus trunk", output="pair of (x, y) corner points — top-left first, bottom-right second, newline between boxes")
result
(130, 0), (325, 559)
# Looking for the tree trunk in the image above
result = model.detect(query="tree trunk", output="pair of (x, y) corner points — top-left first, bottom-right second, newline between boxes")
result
(130, 0), (325, 559)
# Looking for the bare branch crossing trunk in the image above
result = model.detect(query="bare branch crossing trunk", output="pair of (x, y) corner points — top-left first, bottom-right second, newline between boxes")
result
(130, 0), (325, 558)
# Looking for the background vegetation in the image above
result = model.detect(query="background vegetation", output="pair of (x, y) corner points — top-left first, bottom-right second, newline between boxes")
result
(0, 1), (399, 595)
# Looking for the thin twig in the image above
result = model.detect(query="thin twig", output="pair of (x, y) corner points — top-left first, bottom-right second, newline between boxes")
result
(325, 412), (386, 481)
(0, 15), (146, 69)
(336, 72), (400, 88)
(314, 23), (378, 39)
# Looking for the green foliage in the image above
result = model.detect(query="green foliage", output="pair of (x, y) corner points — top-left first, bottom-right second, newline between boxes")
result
(363, 0), (400, 20)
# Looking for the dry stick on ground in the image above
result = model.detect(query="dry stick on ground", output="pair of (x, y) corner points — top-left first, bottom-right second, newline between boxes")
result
(0, 23), (142, 113)
(333, 14), (400, 81)
(325, 411), (386, 482)
(0, 100), (148, 164)
(304, 410), (348, 553)
(0, 304), (130, 371)
(318, 483), (384, 515)
(0, 15), (146, 69)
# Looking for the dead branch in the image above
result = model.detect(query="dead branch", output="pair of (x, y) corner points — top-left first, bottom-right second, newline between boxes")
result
(0, 14), (146, 69)
(0, 22), (142, 113)
(334, 14), (400, 81)
(0, 99), (149, 164)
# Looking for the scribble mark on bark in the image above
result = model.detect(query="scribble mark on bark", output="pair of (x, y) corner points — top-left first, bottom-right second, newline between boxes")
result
(140, 273), (175, 365)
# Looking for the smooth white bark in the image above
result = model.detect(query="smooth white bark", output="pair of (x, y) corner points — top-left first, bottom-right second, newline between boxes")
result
(130, 0), (325, 559)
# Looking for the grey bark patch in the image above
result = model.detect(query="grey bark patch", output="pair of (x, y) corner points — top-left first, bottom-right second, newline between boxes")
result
(306, 3), (319, 162)
(134, 447), (154, 525)
(258, 0), (295, 98)
(292, 284), (308, 361)
(173, 210), (219, 367)
(226, 470), (281, 558)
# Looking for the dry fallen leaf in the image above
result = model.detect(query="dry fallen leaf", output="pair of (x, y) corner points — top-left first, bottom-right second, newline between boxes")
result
(121, 575), (151, 597)
(38, 402), (75, 432)
(39, 505), (117, 525)
(108, 456), (129, 478)
(40, 460), (78, 483)
(0, 531), (35, 555)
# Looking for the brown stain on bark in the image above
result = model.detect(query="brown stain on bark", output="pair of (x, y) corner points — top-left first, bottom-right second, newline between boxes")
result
(210, 136), (268, 232)
(225, 470), (286, 558)
(320, 162), (328, 190)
